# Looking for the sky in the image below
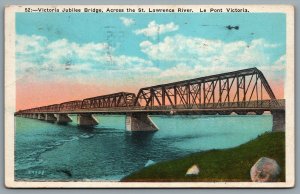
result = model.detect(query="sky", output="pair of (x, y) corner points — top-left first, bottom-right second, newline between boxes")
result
(15, 12), (286, 110)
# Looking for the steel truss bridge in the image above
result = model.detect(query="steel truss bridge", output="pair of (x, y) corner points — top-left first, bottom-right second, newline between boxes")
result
(15, 68), (285, 131)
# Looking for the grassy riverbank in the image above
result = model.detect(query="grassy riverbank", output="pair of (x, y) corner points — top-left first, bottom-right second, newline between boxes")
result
(122, 132), (285, 182)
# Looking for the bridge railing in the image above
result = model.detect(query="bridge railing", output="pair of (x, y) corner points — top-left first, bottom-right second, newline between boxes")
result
(130, 99), (285, 110)
(15, 99), (285, 115)
(35, 99), (283, 113)
(149, 99), (281, 110)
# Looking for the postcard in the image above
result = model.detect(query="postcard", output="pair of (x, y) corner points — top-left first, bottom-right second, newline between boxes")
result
(5, 5), (294, 188)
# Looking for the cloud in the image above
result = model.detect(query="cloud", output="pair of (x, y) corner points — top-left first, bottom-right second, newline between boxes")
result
(134, 21), (179, 38)
(15, 34), (285, 94)
(16, 34), (159, 83)
(139, 35), (284, 78)
(274, 55), (286, 69)
(16, 34), (48, 54)
(159, 63), (196, 78)
(140, 35), (277, 64)
(138, 35), (286, 84)
(120, 17), (135, 26)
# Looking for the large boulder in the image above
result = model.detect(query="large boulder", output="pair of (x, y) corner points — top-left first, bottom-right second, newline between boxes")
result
(250, 157), (281, 182)
(186, 164), (200, 176)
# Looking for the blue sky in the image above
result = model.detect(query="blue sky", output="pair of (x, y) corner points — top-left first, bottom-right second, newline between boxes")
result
(15, 12), (286, 95)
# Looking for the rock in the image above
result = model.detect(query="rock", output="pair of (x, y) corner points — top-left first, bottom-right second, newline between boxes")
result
(186, 164), (200, 176)
(250, 157), (281, 182)
(145, 160), (155, 167)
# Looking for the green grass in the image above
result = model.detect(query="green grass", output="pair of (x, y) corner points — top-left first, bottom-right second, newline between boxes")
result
(122, 132), (285, 182)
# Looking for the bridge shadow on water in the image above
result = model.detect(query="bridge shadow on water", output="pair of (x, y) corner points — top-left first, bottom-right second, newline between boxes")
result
(54, 122), (94, 131)
(77, 125), (97, 132)
(56, 122), (71, 126)
(124, 131), (156, 147)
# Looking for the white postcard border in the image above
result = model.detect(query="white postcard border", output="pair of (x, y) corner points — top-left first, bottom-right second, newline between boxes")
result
(4, 4), (295, 188)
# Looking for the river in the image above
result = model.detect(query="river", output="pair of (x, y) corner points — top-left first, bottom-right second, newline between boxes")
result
(15, 114), (272, 181)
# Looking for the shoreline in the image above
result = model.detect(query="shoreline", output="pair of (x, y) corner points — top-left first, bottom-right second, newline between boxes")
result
(122, 132), (285, 182)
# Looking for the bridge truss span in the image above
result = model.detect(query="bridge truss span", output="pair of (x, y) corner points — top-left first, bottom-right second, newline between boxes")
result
(134, 68), (281, 109)
(81, 92), (138, 110)
(60, 100), (83, 112)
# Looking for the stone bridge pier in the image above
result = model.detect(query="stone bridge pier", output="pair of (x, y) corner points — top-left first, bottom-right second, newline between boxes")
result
(37, 113), (45, 120)
(77, 114), (98, 126)
(45, 113), (57, 122)
(271, 110), (285, 132)
(33, 114), (38, 119)
(56, 114), (72, 124)
(125, 113), (158, 132)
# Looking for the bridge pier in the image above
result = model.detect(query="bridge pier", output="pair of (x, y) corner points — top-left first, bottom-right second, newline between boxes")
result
(33, 113), (38, 119)
(125, 113), (158, 132)
(77, 114), (98, 126)
(235, 111), (248, 115)
(45, 113), (57, 122)
(38, 113), (45, 120)
(271, 110), (285, 132)
(56, 114), (72, 123)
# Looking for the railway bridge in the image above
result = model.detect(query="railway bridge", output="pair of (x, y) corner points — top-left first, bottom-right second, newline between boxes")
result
(15, 68), (285, 132)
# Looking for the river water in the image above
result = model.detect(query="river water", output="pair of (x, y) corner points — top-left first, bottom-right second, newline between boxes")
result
(15, 114), (272, 181)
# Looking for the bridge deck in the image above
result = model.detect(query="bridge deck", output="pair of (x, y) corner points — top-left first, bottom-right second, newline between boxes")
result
(17, 100), (285, 115)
